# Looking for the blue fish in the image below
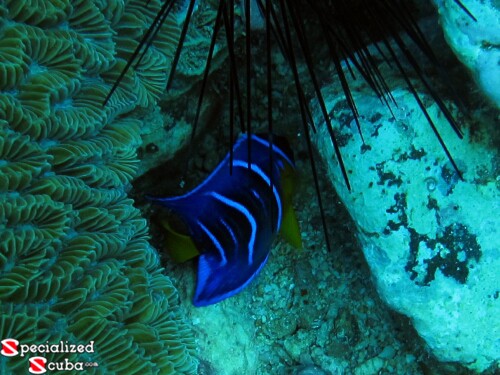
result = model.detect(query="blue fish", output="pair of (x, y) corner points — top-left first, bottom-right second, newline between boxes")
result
(149, 133), (302, 307)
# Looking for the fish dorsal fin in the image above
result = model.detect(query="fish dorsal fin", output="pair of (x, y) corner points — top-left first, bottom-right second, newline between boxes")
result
(279, 164), (303, 249)
(161, 219), (200, 263)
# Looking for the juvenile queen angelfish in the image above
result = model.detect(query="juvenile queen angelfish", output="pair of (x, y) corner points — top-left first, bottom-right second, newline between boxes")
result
(149, 133), (302, 307)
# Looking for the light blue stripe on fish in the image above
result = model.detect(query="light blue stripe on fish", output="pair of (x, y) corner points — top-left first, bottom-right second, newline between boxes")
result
(198, 220), (227, 266)
(232, 159), (282, 229)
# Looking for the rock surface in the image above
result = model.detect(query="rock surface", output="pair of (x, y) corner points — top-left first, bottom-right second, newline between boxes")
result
(313, 85), (499, 371)
(433, 0), (500, 107)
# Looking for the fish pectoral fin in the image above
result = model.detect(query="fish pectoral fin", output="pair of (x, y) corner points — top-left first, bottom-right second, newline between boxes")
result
(280, 205), (302, 249)
(161, 219), (200, 263)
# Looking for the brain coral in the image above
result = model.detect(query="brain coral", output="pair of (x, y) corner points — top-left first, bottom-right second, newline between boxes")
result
(0, 0), (197, 373)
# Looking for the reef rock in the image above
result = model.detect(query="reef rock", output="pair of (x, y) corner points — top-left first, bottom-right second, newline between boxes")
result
(312, 86), (499, 371)
(433, 0), (500, 107)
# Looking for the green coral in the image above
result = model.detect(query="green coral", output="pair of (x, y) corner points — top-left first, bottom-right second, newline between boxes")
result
(0, 0), (197, 373)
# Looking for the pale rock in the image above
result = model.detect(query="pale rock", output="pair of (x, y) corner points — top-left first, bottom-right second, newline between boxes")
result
(313, 85), (499, 371)
(433, 0), (500, 107)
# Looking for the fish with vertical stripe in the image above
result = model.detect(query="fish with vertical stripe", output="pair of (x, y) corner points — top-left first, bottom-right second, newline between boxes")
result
(149, 133), (302, 306)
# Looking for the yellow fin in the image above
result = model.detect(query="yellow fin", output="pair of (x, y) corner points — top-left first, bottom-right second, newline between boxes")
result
(279, 164), (303, 249)
(280, 204), (303, 249)
(161, 219), (200, 263)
